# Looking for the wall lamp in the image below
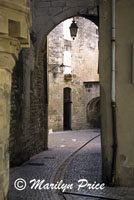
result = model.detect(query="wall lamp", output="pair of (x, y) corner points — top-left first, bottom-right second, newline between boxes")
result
(69, 18), (78, 40)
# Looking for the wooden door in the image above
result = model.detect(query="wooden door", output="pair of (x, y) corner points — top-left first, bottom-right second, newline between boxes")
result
(64, 88), (72, 130)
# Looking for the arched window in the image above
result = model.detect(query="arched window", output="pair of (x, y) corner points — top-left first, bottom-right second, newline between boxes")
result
(87, 97), (100, 128)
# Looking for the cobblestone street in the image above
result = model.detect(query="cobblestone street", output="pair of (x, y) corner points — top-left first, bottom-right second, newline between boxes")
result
(9, 129), (134, 200)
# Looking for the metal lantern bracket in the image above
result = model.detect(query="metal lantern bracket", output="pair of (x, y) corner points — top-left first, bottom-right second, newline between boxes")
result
(69, 18), (78, 40)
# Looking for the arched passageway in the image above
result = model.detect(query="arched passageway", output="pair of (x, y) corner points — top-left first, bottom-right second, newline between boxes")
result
(35, 1), (99, 56)
(87, 97), (100, 128)
(9, 0), (114, 194)
(10, 1), (100, 165)
(1, 2), (134, 200)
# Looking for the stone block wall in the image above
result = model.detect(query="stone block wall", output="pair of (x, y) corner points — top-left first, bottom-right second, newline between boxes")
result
(10, 52), (24, 166)
(10, 42), (48, 166)
(0, 0), (31, 199)
(0, 58), (14, 199)
(48, 17), (100, 132)
(84, 82), (100, 128)
(9, 0), (99, 166)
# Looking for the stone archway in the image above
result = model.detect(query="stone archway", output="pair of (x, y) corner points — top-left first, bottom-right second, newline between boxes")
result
(87, 97), (100, 128)
(17, 1), (99, 162)
(36, 12), (99, 143)
(9, 0), (114, 189)
(33, 0), (99, 61)
(34, 0), (100, 143)
(8, 0), (134, 189)
(34, 1), (100, 156)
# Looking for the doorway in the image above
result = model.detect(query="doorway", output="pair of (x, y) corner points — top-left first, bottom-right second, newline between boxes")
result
(64, 87), (72, 130)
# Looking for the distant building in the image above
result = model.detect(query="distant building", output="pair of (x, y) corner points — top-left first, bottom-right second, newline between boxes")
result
(48, 17), (100, 132)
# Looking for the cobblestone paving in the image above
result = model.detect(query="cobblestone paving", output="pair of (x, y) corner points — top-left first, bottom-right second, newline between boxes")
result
(9, 129), (134, 200)
(61, 136), (134, 200)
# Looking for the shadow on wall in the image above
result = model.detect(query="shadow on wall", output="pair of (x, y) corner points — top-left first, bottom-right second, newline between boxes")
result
(87, 97), (100, 128)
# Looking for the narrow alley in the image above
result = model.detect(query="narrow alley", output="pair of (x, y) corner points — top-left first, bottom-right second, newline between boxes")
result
(9, 130), (134, 200)
(2, 1), (134, 200)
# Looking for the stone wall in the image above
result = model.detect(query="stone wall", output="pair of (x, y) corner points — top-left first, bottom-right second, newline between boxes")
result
(48, 17), (100, 132)
(10, 52), (24, 166)
(9, 0), (99, 165)
(0, 1), (30, 199)
(10, 41), (48, 166)
(84, 82), (100, 128)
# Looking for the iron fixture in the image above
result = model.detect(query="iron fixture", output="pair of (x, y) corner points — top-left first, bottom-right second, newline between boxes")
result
(60, 63), (65, 73)
(69, 18), (78, 40)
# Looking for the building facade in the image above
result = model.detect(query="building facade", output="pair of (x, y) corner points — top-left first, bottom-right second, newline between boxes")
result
(48, 18), (100, 132)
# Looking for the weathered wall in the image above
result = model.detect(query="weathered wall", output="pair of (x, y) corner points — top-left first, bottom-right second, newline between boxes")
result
(115, 0), (134, 186)
(48, 18), (99, 131)
(0, 1), (30, 199)
(84, 82), (100, 128)
(99, 0), (113, 185)
(100, 0), (134, 186)
(0, 54), (15, 200)
(9, 0), (99, 166)
(10, 52), (24, 165)
(33, 0), (99, 50)
(71, 18), (99, 130)
(10, 41), (48, 166)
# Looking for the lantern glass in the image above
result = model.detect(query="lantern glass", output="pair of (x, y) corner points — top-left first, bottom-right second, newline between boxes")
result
(69, 19), (78, 40)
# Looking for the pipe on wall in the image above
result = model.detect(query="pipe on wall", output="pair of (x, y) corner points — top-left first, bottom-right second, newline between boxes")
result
(111, 0), (117, 185)
(131, 44), (134, 83)
(111, 0), (116, 103)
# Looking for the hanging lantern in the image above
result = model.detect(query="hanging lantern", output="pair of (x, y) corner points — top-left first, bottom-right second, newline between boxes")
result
(60, 63), (65, 73)
(69, 18), (78, 40)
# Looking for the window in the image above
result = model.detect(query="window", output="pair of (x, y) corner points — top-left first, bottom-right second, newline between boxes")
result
(63, 19), (72, 41)
(63, 51), (72, 74)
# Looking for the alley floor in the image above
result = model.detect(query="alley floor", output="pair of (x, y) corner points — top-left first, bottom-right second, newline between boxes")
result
(9, 129), (134, 200)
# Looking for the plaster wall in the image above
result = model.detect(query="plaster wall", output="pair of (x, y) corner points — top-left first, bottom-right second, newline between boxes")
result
(99, 0), (113, 185)
(115, 0), (134, 186)
(100, 0), (134, 186)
